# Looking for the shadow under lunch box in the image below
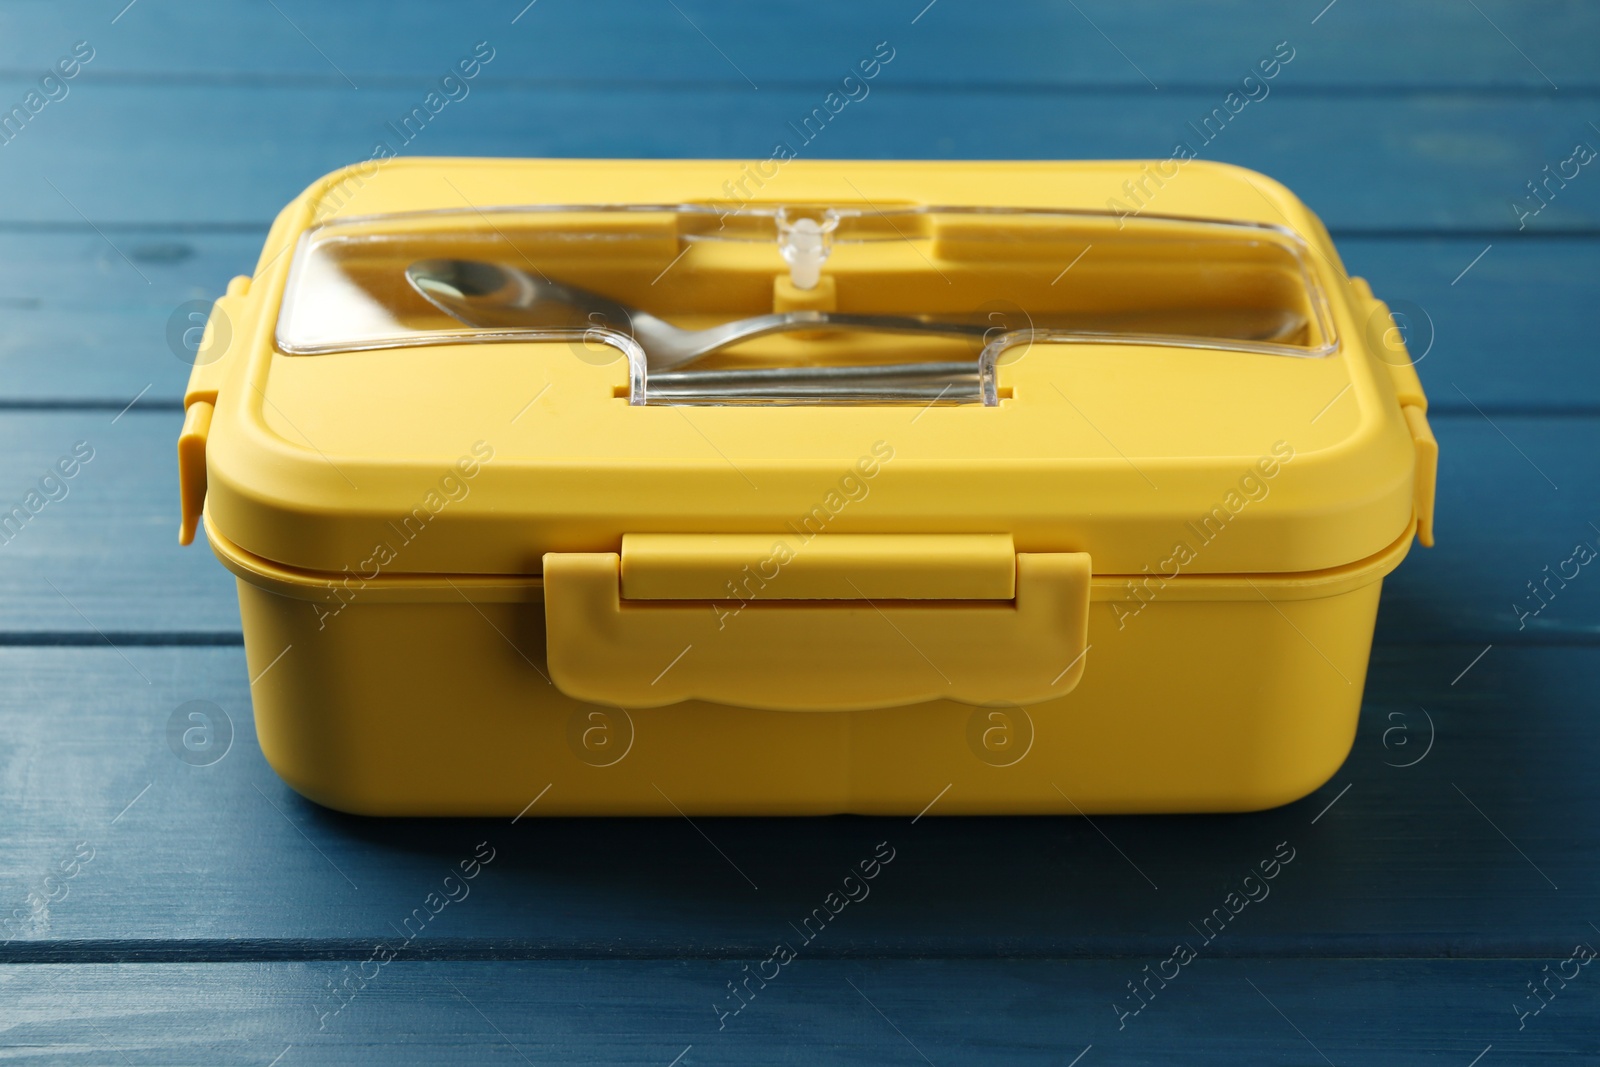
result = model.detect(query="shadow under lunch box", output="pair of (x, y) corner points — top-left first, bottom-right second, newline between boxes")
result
(176, 158), (1436, 817)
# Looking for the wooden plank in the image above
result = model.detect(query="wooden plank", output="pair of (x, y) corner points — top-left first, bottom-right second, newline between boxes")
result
(0, 410), (1591, 638)
(1384, 410), (1597, 643)
(3, 0), (1594, 89)
(1342, 236), (1600, 415)
(0, 86), (1596, 230)
(0, 959), (1593, 1064)
(0, 232), (255, 406)
(0, 642), (1595, 954)
(0, 411), (240, 633)
(3, 233), (1597, 410)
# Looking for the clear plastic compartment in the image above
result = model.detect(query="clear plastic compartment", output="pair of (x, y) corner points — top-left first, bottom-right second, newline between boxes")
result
(275, 203), (1337, 405)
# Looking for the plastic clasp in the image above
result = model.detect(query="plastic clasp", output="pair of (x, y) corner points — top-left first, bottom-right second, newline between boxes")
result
(178, 274), (249, 545)
(1404, 405), (1437, 547)
(1353, 277), (1436, 548)
(544, 535), (1092, 712)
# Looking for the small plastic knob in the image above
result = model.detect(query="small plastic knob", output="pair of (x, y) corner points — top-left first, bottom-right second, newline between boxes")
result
(776, 209), (839, 291)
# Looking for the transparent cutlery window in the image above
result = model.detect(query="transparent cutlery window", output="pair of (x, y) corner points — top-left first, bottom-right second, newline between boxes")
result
(275, 204), (1336, 405)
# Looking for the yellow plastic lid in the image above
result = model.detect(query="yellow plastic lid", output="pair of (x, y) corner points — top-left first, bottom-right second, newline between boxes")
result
(186, 158), (1431, 578)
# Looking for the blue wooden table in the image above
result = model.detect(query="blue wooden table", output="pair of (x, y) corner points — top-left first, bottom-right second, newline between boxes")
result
(2, 2), (1598, 1062)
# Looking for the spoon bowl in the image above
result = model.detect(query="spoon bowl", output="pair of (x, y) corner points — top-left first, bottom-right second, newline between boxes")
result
(407, 258), (638, 334)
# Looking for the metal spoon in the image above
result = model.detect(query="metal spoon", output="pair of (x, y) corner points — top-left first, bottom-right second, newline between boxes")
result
(406, 258), (992, 371)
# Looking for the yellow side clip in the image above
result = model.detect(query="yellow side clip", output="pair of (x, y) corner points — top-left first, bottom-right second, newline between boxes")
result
(177, 274), (249, 546)
(1352, 277), (1436, 548)
(178, 401), (213, 546)
(1404, 404), (1437, 547)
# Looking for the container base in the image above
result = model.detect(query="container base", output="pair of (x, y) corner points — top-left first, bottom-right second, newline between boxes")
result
(211, 518), (1412, 816)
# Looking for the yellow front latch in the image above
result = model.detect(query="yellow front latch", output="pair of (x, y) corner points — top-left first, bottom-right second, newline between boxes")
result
(544, 534), (1092, 712)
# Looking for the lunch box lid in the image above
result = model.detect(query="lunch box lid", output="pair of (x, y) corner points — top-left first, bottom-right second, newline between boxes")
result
(179, 158), (1435, 581)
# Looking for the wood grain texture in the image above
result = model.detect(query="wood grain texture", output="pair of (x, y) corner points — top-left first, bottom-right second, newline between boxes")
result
(0, 87), (1596, 229)
(0, 959), (1595, 1065)
(2, 0), (1594, 89)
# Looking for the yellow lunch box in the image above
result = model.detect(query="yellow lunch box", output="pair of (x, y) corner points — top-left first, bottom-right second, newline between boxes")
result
(177, 157), (1436, 817)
